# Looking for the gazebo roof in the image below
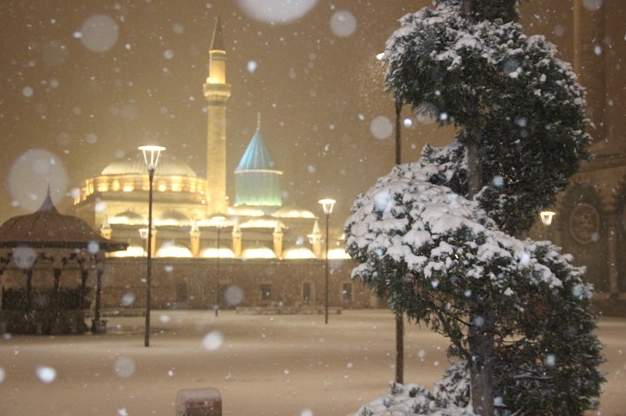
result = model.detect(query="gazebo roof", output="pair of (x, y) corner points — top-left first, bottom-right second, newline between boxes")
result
(0, 193), (127, 252)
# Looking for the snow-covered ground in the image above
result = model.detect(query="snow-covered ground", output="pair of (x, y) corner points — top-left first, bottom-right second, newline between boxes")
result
(0, 309), (624, 416)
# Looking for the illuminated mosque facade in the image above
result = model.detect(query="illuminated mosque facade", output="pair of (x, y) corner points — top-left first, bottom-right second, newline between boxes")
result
(72, 20), (346, 264)
(65, 19), (368, 312)
(66, 5), (626, 315)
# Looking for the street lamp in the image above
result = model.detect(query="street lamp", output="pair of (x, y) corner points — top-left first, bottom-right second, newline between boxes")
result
(318, 198), (336, 324)
(138, 144), (165, 347)
(213, 215), (226, 317)
(540, 210), (556, 226)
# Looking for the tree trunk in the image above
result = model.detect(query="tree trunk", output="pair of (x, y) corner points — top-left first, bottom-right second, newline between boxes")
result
(394, 97), (404, 385)
(467, 137), (494, 416)
(468, 303), (495, 416)
(461, 0), (474, 19)
(466, 135), (483, 199)
(395, 313), (404, 384)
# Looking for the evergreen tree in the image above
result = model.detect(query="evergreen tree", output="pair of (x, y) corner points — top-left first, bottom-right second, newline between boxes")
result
(345, 1), (603, 415)
(385, 0), (590, 236)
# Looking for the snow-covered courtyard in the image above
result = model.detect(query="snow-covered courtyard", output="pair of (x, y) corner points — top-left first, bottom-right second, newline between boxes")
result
(0, 309), (624, 415)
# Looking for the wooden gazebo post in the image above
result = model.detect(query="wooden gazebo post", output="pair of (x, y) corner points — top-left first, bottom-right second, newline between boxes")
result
(92, 255), (106, 334)
(25, 269), (33, 310)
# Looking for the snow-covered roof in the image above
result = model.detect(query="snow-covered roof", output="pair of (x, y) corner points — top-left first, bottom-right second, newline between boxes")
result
(101, 152), (197, 178)
(0, 192), (127, 252)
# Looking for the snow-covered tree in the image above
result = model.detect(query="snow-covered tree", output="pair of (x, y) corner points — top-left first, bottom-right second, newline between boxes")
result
(346, 161), (603, 415)
(385, 0), (590, 236)
(345, 1), (603, 415)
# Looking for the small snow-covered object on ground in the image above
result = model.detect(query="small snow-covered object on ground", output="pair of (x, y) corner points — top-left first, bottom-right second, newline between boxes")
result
(346, 382), (477, 416)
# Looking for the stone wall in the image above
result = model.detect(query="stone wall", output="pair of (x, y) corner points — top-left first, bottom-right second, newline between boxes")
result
(100, 257), (380, 312)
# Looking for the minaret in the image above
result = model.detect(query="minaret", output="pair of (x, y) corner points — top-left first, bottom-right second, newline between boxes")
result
(204, 17), (231, 215)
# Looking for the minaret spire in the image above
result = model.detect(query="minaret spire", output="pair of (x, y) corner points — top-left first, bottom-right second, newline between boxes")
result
(210, 17), (225, 51)
(257, 112), (261, 130)
(204, 17), (231, 215)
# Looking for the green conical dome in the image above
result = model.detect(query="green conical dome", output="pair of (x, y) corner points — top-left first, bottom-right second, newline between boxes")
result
(235, 117), (278, 172)
(234, 114), (282, 209)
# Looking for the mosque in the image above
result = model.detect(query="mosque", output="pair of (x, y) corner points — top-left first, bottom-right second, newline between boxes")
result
(3, 4), (626, 323)
(72, 19), (347, 264)
(61, 19), (369, 315)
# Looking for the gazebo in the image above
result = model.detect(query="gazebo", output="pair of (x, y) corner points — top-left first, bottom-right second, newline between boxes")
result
(0, 192), (127, 334)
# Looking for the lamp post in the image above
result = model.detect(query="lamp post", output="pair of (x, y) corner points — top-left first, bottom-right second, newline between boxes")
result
(138, 145), (165, 347)
(393, 96), (406, 385)
(378, 51), (405, 384)
(318, 198), (336, 324)
(213, 215), (226, 317)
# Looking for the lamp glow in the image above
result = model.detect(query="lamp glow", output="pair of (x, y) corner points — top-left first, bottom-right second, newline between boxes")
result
(540, 210), (556, 226)
(318, 198), (336, 215)
(138, 145), (165, 171)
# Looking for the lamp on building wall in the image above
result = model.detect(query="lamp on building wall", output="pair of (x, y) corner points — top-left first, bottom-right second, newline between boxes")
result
(139, 227), (149, 254)
(540, 210), (556, 226)
(318, 198), (336, 324)
(213, 215), (226, 317)
(138, 145), (165, 347)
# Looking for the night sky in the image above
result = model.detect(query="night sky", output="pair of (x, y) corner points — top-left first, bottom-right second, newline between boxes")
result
(0, 1), (579, 224)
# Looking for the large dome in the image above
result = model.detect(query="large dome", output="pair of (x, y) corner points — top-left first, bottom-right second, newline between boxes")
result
(101, 153), (197, 177)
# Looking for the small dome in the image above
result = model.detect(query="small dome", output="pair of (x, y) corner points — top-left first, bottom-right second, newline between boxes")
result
(201, 247), (236, 258)
(272, 206), (316, 219)
(283, 247), (316, 260)
(109, 210), (145, 225)
(241, 247), (276, 259)
(228, 206), (266, 217)
(101, 152), (197, 178)
(196, 216), (234, 228)
(110, 245), (146, 257)
(157, 210), (191, 226)
(155, 241), (192, 258)
(328, 248), (351, 260)
(240, 218), (283, 229)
